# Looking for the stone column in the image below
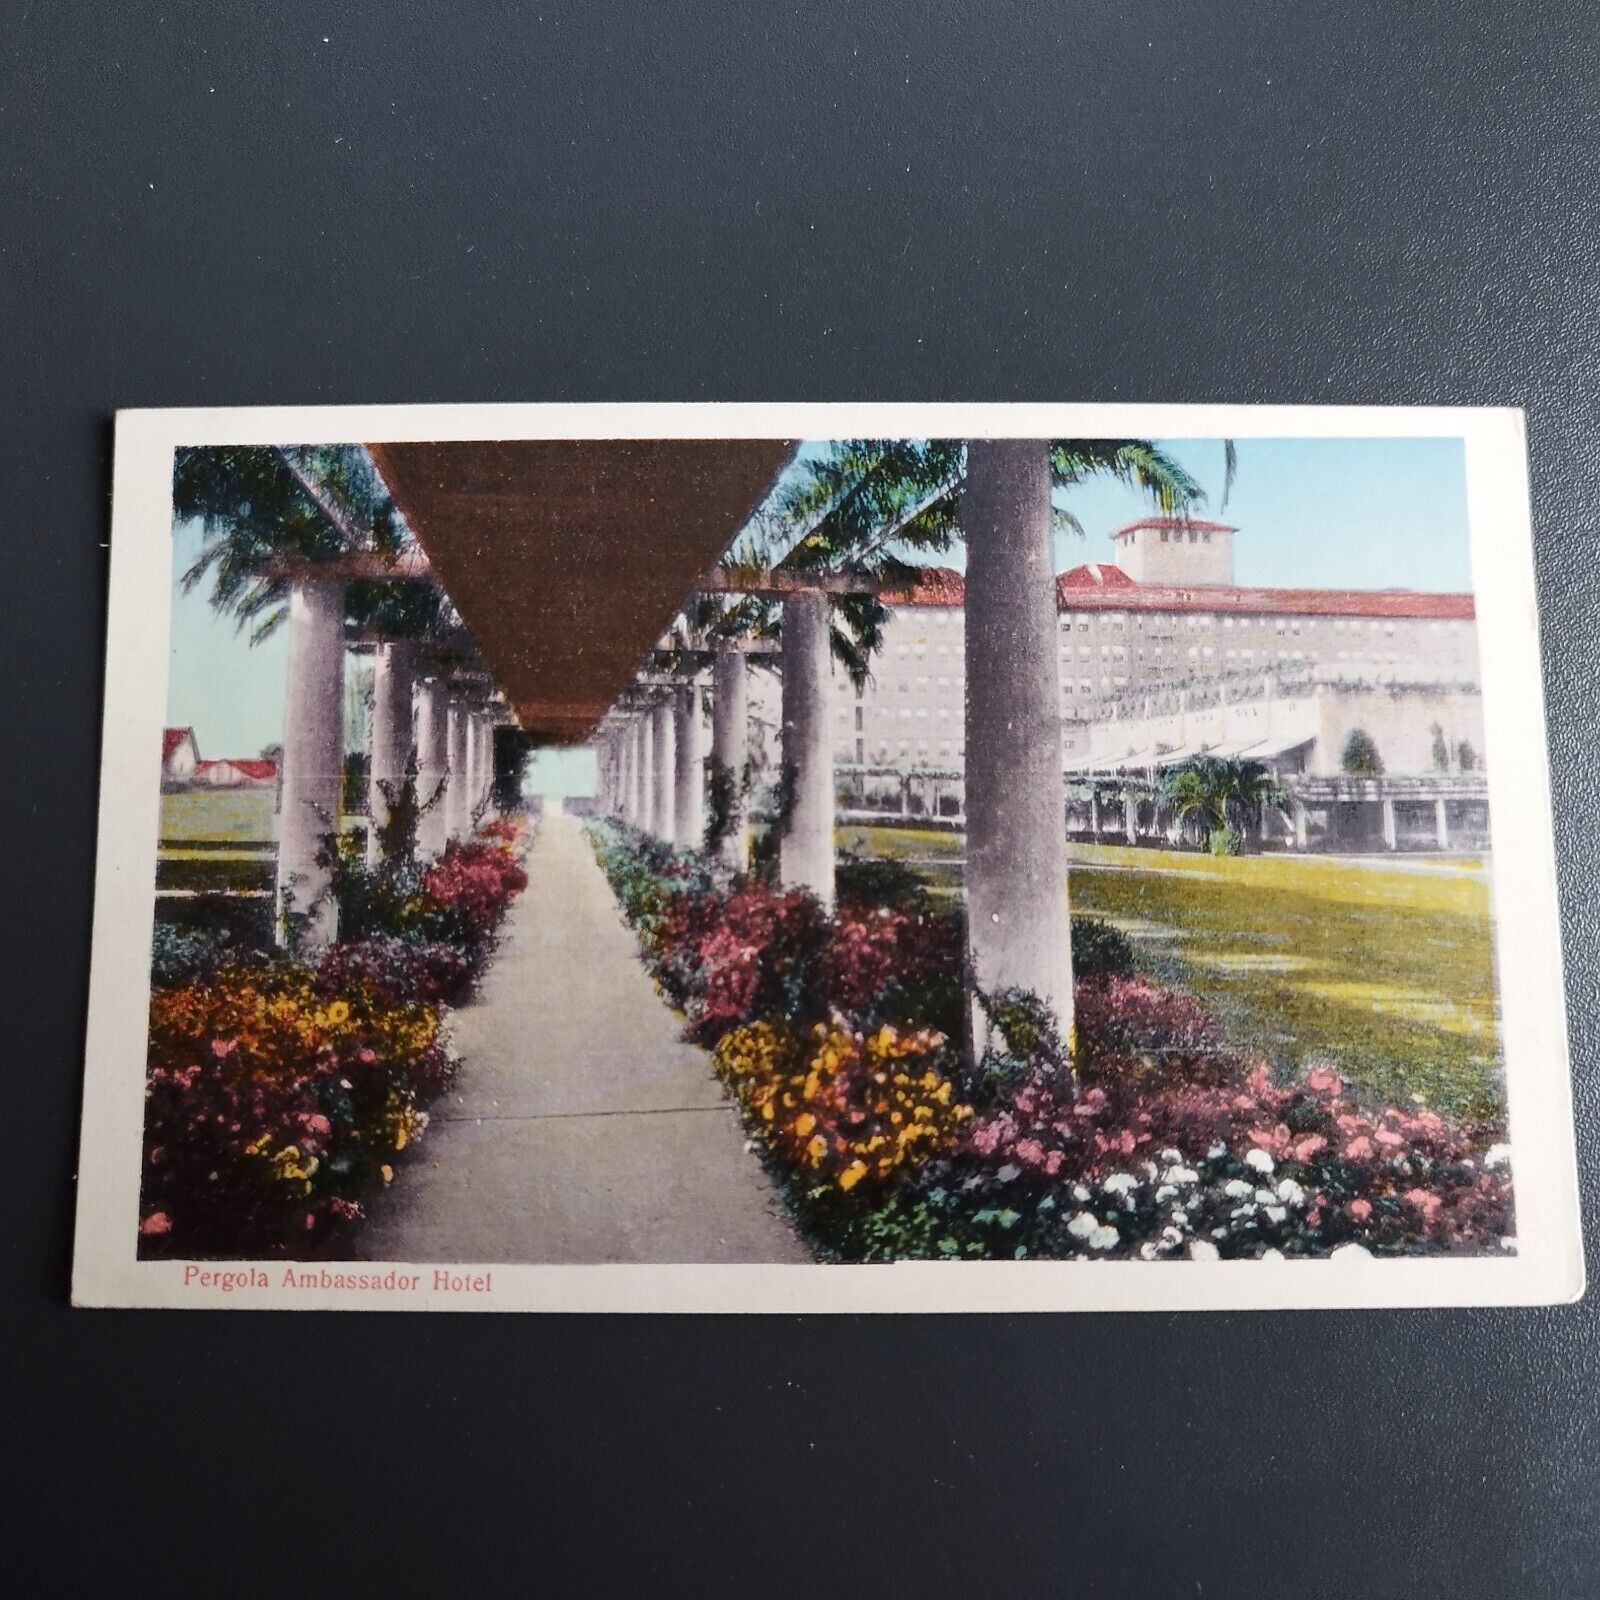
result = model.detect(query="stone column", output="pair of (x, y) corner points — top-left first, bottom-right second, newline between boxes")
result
(1124, 792), (1138, 845)
(710, 642), (750, 869)
(673, 680), (706, 850)
(1435, 796), (1451, 851)
(366, 640), (416, 863)
(446, 691), (472, 840)
(1293, 797), (1309, 852)
(415, 675), (450, 857)
(779, 588), (835, 907)
(633, 713), (652, 829)
(962, 438), (1073, 1047)
(467, 707), (492, 820)
(277, 578), (345, 948)
(1381, 793), (1398, 851)
(650, 696), (676, 842)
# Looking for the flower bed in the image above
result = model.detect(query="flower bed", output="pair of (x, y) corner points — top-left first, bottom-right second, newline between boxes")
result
(139, 813), (533, 1255)
(588, 820), (1514, 1262)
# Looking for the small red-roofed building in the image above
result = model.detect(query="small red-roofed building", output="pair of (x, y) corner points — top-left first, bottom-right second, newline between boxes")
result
(161, 727), (199, 787)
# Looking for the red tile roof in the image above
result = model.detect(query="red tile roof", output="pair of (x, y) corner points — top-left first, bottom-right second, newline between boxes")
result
(162, 727), (195, 762)
(195, 758), (277, 781)
(1057, 562), (1140, 593)
(1056, 582), (1476, 620)
(889, 563), (1474, 620)
(884, 566), (966, 605)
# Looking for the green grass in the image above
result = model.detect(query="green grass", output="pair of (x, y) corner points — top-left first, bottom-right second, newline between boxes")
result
(161, 789), (275, 845)
(838, 824), (1503, 1122)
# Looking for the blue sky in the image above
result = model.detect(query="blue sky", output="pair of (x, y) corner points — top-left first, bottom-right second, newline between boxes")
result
(167, 435), (1472, 786)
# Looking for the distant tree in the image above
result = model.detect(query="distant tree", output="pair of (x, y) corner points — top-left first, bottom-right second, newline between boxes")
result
(1430, 723), (1450, 772)
(1160, 756), (1286, 854)
(1456, 739), (1478, 772)
(1341, 728), (1384, 778)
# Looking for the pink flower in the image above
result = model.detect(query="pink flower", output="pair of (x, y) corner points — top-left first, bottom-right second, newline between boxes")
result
(1014, 1138), (1048, 1169)
(210, 1038), (237, 1059)
(1403, 1188), (1443, 1218)
(139, 1211), (172, 1236)
(1305, 1067), (1342, 1096)
(1343, 1136), (1374, 1161)
(1375, 1128), (1405, 1149)
(1292, 1135), (1327, 1162)
(1346, 1198), (1372, 1223)
(305, 1114), (331, 1136)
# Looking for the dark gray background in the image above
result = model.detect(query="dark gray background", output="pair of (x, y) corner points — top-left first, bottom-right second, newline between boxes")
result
(5, 3), (1596, 1593)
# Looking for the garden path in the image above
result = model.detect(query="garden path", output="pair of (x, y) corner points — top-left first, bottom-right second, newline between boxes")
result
(347, 811), (808, 1264)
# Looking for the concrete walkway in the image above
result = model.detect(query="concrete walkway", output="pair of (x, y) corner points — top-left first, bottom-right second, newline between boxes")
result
(347, 812), (807, 1264)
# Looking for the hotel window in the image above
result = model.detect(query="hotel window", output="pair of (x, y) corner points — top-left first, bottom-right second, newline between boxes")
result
(1160, 529), (1170, 542)
(1064, 681), (1076, 695)
(1223, 616), (1234, 629)
(1077, 621), (1089, 633)
(1275, 620), (1287, 635)
(1079, 679), (1092, 695)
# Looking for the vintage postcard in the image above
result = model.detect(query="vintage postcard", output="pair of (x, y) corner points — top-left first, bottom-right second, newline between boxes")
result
(73, 403), (1582, 1311)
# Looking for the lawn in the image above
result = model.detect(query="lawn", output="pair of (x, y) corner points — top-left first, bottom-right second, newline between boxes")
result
(838, 824), (1503, 1122)
(160, 788), (275, 845)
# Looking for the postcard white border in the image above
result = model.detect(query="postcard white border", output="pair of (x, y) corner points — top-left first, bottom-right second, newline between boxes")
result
(72, 402), (1584, 1312)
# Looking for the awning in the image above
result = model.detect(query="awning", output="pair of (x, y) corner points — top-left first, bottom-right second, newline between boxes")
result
(368, 439), (794, 742)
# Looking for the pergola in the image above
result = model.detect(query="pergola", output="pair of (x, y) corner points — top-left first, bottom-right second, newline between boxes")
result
(274, 438), (1074, 1042)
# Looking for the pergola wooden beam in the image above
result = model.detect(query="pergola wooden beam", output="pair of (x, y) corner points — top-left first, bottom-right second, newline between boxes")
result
(366, 439), (793, 743)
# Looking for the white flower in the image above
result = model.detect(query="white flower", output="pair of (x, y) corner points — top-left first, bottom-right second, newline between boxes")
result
(1254, 1188), (1277, 1206)
(1330, 1241), (1373, 1260)
(1260, 1246), (1285, 1262)
(1167, 1166), (1200, 1186)
(1072, 1183), (1091, 1203)
(995, 1163), (1021, 1183)
(1189, 1239), (1220, 1261)
(1500, 1237), (1518, 1252)
(1155, 1184), (1177, 1203)
(1160, 1148), (1184, 1166)
(1140, 1161), (1159, 1182)
(1206, 1142), (1227, 1161)
(1223, 1179), (1253, 1199)
(1067, 1210), (1099, 1240)
(1264, 1205), (1287, 1224)
(1484, 1143), (1512, 1172)
(1102, 1172), (1139, 1197)
(1243, 1147), (1276, 1175)
(1160, 1225), (1184, 1248)
(1276, 1178), (1306, 1206)
(1088, 1224), (1120, 1251)
(1139, 1241), (1160, 1261)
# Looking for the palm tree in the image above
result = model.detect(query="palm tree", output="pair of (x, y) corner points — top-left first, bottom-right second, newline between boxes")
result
(1161, 756), (1286, 854)
(173, 444), (444, 643)
(681, 437), (1211, 682)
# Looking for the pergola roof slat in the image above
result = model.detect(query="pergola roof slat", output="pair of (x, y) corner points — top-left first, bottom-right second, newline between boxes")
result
(367, 439), (793, 742)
